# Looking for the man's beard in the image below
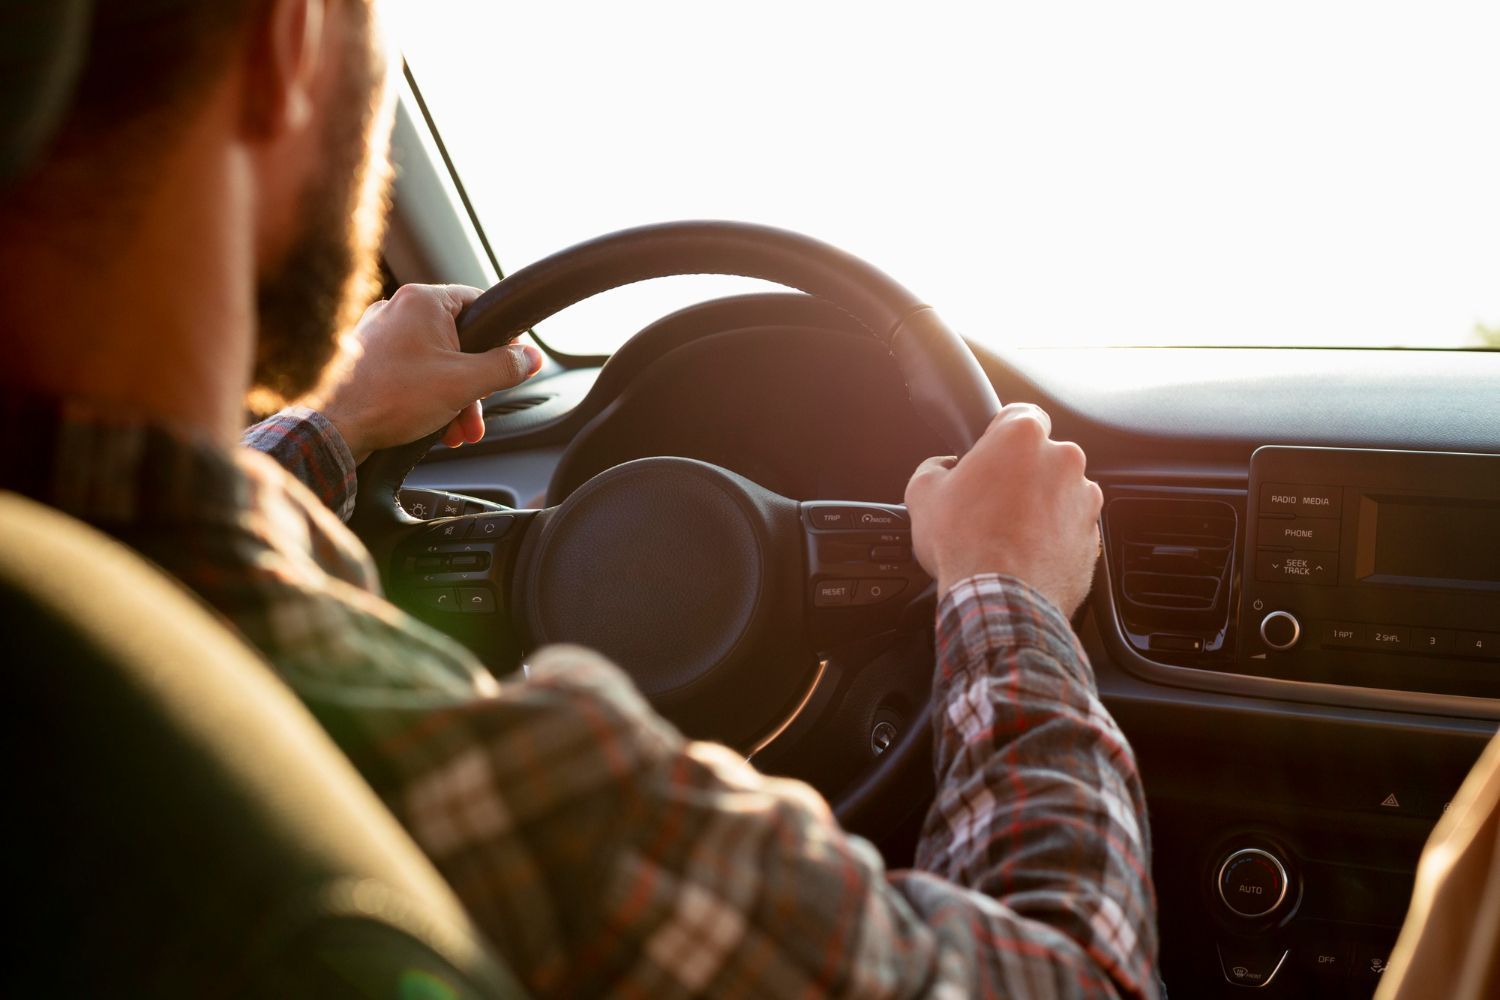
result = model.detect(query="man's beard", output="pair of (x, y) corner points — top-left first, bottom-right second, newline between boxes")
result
(249, 28), (390, 413)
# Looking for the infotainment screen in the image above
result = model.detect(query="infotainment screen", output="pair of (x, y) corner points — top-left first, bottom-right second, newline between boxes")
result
(1356, 496), (1500, 590)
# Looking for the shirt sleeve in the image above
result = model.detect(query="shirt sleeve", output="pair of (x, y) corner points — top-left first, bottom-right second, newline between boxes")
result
(242, 406), (358, 521)
(316, 573), (1158, 999)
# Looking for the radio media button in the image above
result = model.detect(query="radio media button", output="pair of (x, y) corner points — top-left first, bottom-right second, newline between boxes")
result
(1321, 621), (1361, 648)
(1258, 516), (1341, 551)
(1259, 483), (1302, 514)
(1261, 483), (1341, 517)
(1256, 549), (1336, 585)
(1412, 628), (1454, 655)
(1455, 631), (1500, 660)
(1361, 625), (1410, 652)
(1292, 486), (1340, 517)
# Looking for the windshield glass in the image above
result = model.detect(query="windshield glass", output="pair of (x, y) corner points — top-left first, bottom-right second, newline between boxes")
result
(393, 1), (1499, 354)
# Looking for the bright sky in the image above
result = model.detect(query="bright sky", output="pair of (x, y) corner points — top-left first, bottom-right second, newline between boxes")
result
(392, 1), (1499, 354)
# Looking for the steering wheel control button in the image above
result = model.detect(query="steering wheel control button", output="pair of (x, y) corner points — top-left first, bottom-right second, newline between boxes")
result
(1216, 941), (1290, 989)
(808, 507), (852, 530)
(466, 514), (515, 540)
(1217, 848), (1290, 919)
(1259, 611), (1302, 651)
(1255, 549), (1336, 585)
(421, 519), (468, 543)
(448, 553), (487, 571)
(435, 496), (467, 518)
(853, 579), (907, 606)
(814, 580), (856, 607)
(417, 588), (460, 614)
(869, 545), (910, 562)
(459, 588), (496, 614)
(849, 507), (905, 529)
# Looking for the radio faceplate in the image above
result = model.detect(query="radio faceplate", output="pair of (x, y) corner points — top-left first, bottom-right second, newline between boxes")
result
(1241, 447), (1500, 698)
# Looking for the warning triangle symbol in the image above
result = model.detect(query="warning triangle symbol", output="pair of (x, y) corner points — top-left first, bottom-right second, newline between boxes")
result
(1380, 793), (1400, 808)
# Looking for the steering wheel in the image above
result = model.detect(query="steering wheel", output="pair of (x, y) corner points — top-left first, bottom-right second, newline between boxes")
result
(350, 221), (1001, 836)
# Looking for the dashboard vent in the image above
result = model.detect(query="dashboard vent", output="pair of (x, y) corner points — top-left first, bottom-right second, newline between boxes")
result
(1104, 494), (1240, 656)
(484, 394), (554, 417)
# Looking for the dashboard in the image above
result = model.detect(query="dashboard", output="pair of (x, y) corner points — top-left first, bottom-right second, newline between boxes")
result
(403, 294), (1500, 998)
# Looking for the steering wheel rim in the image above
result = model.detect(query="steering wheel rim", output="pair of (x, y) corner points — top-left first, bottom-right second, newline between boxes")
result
(353, 221), (1002, 834)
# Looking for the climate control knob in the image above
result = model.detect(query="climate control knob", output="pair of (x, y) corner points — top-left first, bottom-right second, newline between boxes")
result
(1259, 610), (1301, 651)
(1217, 847), (1290, 919)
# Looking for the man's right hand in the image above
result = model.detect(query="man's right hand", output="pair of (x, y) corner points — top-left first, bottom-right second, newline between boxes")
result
(904, 403), (1104, 617)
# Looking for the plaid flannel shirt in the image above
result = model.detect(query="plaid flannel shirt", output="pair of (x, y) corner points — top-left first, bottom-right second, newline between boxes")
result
(3, 398), (1158, 999)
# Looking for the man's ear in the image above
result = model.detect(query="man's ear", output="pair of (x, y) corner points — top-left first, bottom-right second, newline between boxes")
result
(241, 0), (326, 141)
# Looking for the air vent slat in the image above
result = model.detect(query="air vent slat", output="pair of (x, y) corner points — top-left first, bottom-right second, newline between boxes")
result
(483, 394), (554, 417)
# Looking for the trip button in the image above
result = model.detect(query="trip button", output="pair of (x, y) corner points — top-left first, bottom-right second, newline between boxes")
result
(1455, 631), (1500, 660)
(1257, 516), (1340, 551)
(808, 506), (852, 530)
(1361, 625), (1410, 652)
(1256, 549), (1336, 585)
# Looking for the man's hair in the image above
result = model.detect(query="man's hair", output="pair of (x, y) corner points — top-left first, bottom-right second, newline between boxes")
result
(60, 1), (259, 153)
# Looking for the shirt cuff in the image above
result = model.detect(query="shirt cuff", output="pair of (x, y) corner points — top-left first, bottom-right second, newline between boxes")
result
(934, 573), (1094, 691)
(242, 405), (359, 521)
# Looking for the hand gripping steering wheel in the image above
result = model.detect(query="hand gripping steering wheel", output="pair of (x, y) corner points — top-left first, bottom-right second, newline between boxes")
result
(351, 221), (1001, 833)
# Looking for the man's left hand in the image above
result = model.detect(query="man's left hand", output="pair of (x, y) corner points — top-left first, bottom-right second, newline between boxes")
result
(313, 284), (543, 463)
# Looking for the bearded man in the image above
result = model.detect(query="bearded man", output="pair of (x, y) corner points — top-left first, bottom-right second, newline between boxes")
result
(0, 3), (1158, 997)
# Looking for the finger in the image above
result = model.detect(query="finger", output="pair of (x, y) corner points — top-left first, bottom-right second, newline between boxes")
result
(904, 454), (957, 506)
(995, 401), (1053, 438)
(436, 284), (485, 318)
(457, 343), (543, 400)
(455, 400), (486, 444)
(441, 420), (467, 448)
(957, 401), (1054, 470)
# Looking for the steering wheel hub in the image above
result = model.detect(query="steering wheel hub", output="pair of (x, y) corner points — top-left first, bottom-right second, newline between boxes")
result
(520, 458), (801, 743)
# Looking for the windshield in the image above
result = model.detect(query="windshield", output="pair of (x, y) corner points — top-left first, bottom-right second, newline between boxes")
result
(393, 1), (1499, 355)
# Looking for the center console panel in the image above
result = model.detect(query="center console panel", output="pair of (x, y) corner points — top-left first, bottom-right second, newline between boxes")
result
(1239, 447), (1500, 698)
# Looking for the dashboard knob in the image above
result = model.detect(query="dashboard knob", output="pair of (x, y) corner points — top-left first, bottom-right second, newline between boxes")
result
(1259, 610), (1301, 651)
(1217, 847), (1290, 919)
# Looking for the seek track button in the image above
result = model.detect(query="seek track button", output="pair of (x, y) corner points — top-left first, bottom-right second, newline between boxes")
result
(1256, 549), (1336, 585)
